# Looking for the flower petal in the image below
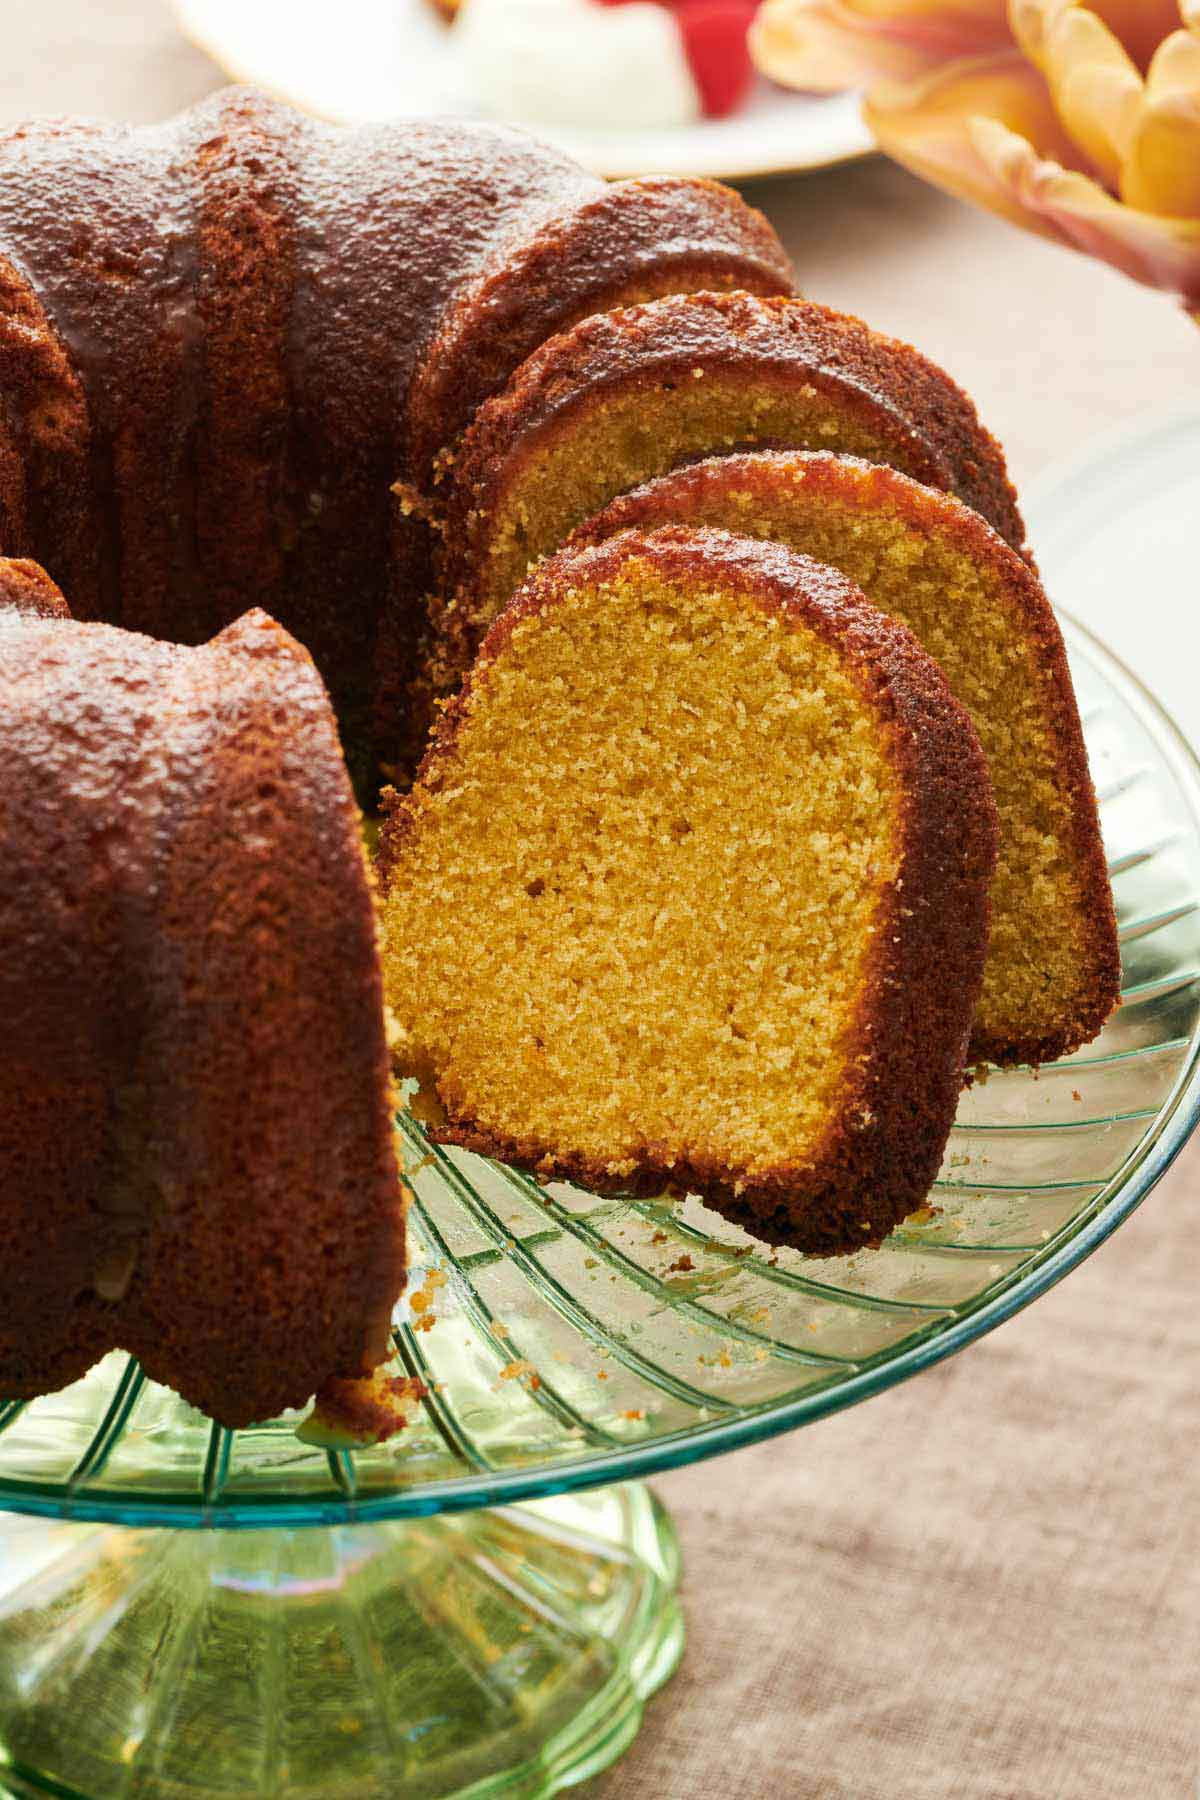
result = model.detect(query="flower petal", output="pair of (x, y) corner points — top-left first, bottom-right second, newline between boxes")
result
(1009, 2), (1142, 185)
(865, 48), (1087, 154)
(750, 0), (1011, 94)
(863, 52), (1092, 244)
(1016, 0), (1187, 74)
(1085, 0), (1184, 73)
(864, 54), (1200, 301)
(972, 115), (1200, 299)
(1121, 29), (1200, 215)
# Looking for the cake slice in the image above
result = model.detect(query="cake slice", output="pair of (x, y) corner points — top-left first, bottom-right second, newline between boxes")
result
(412, 289), (1025, 761)
(568, 452), (1119, 1066)
(380, 527), (998, 1255)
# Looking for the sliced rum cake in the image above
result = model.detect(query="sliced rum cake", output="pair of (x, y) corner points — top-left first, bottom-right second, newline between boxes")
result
(380, 527), (998, 1255)
(568, 451), (1120, 1065)
(412, 289), (1026, 759)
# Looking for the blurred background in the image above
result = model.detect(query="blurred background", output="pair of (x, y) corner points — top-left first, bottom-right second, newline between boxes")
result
(5, 0), (1196, 495)
(3, 5), (1197, 1796)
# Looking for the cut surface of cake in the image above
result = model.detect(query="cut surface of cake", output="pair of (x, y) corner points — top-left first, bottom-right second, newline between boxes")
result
(420, 290), (1025, 754)
(380, 528), (998, 1254)
(0, 88), (791, 785)
(567, 452), (1119, 1065)
(0, 582), (406, 1427)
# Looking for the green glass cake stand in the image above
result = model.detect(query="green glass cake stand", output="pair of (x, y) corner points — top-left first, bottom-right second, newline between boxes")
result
(3, 613), (1200, 1799)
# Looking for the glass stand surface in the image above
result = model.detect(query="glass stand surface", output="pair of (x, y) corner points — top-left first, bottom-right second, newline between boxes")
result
(4, 580), (1200, 1798)
(0, 1486), (680, 1799)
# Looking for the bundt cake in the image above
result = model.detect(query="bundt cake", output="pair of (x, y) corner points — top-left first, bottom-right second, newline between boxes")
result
(0, 87), (792, 787)
(0, 90), (1114, 1414)
(378, 528), (998, 1255)
(416, 289), (1027, 755)
(0, 570), (405, 1428)
(567, 452), (1120, 1066)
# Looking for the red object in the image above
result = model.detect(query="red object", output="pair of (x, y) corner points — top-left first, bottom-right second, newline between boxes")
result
(673, 1), (757, 117)
(593, 0), (758, 119)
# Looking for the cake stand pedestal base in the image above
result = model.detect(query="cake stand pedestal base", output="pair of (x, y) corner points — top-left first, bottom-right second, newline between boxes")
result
(0, 1482), (681, 1799)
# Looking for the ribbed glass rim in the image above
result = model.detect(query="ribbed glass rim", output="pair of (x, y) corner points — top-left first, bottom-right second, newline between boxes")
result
(2, 612), (1197, 1530)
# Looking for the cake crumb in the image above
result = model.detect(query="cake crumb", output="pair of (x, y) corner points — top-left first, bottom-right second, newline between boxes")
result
(498, 1358), (538, 1389)
(300, 1371), (427, 1447)
(408, 1265), (447, 1332)
(906, 1204), (943, 1227)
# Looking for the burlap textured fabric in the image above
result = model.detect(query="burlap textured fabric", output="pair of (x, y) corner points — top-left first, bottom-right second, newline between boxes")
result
(601, 1179), (1199, 1798)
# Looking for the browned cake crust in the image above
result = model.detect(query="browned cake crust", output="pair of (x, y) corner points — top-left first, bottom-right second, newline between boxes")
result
(0, 555), (70, 617)
(0, 90), (791, 785)
(405, 178), (793, 484)
(438, 290), (1026, 589)
(381, 527), (999, 1254)
(0, 598), (405, 1427)
(567, 452), (1121, 1066)
(0, 240), (96, 617)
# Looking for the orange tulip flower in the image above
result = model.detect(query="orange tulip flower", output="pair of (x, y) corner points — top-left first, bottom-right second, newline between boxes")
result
(750, 0), (1200, 317)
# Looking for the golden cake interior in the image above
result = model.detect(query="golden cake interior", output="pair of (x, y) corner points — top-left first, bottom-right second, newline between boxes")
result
(579, 474), (1095, 1057)
(464, 372), (935, 619)
(384, 560), (906, 1179)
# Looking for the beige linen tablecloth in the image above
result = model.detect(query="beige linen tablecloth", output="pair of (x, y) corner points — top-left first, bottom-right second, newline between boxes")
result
(3, 9), (1198, 1794)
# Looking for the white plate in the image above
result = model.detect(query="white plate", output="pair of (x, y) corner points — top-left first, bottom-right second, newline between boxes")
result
(174, 0), (873, 179)
(1026, 410), (1200, 751)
